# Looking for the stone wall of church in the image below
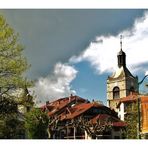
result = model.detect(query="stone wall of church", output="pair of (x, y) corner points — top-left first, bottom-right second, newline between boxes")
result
(107, 78), (127, 101)
(108, 100), (120, 111)
(107, 76), (138, 110)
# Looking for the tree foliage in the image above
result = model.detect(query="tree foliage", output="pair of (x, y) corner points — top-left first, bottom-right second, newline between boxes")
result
(72, 116), (113, 139)
(48, 115), (113, 139)
(124, 101), (138, 139)
(25, 108), (49, 139)
(0, 97), (25, 139)
(0, 96), (18, 114)
(0, 114), (25, 139)
(0, 15), (33, 138)
(0, 15), (32, 95)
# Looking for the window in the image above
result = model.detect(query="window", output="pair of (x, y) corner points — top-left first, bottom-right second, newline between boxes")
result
(113, 87), (120, 99)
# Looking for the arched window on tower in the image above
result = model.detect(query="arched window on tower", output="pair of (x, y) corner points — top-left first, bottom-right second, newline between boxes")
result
(113, 87), (120, 99)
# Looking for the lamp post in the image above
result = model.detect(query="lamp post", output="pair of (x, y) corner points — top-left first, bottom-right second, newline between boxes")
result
(137, 74), (148, 139)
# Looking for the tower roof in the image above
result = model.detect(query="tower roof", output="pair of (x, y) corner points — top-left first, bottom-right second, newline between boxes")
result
(117, 35), (126, 68)
(108, 66), (136, 80)
(117, 50), (126, 56)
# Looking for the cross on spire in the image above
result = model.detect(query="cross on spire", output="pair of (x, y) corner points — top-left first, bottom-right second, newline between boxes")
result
(120, 35), (123, 51)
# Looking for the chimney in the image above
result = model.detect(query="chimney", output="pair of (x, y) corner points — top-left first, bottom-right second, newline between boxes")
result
(69, 94), (73, 102)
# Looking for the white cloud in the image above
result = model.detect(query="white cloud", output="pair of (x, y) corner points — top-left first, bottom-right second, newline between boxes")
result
(33, 11), (148, 104)
(33, 62), (77, 104)
(145, 71), (148, 76)
(70, 11), (148, 75)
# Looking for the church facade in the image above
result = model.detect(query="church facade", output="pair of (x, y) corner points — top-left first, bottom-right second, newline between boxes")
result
(107, 37), (139, 110)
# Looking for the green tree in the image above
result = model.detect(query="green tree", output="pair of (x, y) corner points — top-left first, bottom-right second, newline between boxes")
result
(0, 15), (32, 95)
(25, 108), (49, 139)
(0, 15), (33, 138)
(124, 101), (138, 139)
(0, 97), (25, 139)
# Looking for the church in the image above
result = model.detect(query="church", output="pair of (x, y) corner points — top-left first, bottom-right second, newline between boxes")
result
(107, 36), (148, 138)
(107, 36), (139, 110)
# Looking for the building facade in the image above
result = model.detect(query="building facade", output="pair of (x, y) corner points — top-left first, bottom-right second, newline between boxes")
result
(41, 95), (126, 139)
(140, 96), (148, 138)
(116, 94), (148, 138)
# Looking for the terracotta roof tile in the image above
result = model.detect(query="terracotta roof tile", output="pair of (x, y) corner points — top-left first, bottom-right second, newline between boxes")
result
(60, 102), (104, 120)
(117, 94), (148, 108)
(41, 96), (127, 128)
(41, 96), (86, 116)
(116, 93), (138, 108)
(120, 94), (137, 102)
(112, 121), (127, 127)
(90, 114), (126, 127)
(91, 114), (118, 123)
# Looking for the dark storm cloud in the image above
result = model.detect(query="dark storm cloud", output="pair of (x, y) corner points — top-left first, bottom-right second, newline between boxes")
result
(0, 9), (145, 79)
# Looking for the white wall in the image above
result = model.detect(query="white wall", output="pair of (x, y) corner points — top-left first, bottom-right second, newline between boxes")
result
(118, 102), (125, 121)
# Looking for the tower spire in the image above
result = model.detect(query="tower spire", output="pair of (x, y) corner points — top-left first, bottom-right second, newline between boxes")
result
(120, 35), (123, 51)
(117, 35), (126, 68)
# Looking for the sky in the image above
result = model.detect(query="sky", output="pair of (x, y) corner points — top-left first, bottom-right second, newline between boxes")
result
(0, 9), (148, 105)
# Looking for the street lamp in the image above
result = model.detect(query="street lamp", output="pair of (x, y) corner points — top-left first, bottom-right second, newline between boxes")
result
(137, 74), (148, 139)
(138, 74), (148, 86)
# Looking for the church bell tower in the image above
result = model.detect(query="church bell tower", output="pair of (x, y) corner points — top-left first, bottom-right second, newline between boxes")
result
(117, 35), (126, 68)
(107, 35), (138, 110)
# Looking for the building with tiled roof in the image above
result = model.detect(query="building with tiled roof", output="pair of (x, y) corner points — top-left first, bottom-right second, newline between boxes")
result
(116, 93), (148, 138)
(106, 37), (148, 139)
(41, 95), (86, 117)
(116, 92), (138, 121)
(141, 96), (148, 135)
(41, 95), (126, 139)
